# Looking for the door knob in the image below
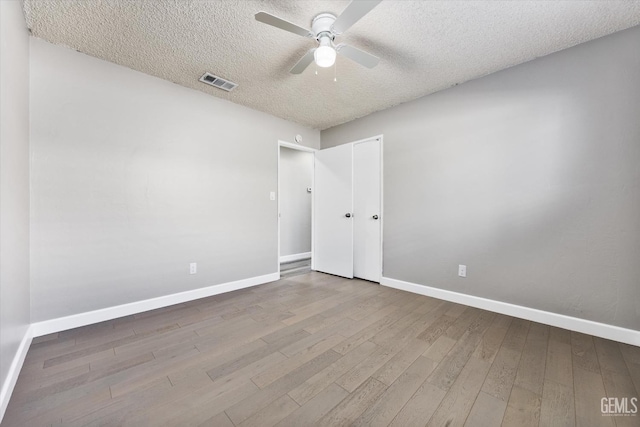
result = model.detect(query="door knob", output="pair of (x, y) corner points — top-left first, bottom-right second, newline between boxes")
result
(372, 215), (379, 220)
(345, 213), (352, 218)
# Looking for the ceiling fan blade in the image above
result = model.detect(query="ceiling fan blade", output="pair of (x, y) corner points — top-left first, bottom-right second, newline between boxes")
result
(332, 0), (382, 34)
(290, 49), (316, 74)
(255, 12), (313, 38)
(336, 44), (380, 68)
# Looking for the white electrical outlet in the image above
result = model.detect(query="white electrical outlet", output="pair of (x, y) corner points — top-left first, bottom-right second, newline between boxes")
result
(190, 263), (197, 275)
(458, 264), (467, 278)
(270, 191), (276, 201)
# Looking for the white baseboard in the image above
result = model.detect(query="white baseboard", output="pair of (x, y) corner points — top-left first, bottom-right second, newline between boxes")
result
(280, 252), (312, 263)
(381, 277), (640, 347)
(0, 325), (33, 423)
(31, 272), (279, 337)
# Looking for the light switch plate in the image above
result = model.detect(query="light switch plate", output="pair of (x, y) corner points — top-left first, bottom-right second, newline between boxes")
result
(270, 191), (276, 201)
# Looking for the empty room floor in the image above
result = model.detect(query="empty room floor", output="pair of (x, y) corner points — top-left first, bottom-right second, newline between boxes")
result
(3, 272), (639, 426)
(280, 259), (312, 279)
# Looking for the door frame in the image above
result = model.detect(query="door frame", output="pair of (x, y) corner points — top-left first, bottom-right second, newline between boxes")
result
(277, 140), (317, 278)
(350, 134), (384, 280)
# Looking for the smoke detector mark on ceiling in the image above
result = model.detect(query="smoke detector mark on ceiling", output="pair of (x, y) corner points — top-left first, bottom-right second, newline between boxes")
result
(199, 72), (238, 92)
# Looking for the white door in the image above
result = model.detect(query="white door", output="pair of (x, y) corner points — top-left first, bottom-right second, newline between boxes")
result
(354, 139), (382, 282)
(314, 144), (354, 278)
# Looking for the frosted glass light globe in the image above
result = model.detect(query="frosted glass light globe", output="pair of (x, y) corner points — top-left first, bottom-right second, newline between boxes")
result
(314, 45), (336, 68)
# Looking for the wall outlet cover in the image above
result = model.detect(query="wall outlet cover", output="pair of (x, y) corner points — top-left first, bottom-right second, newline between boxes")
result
(458, 264), (467, 278)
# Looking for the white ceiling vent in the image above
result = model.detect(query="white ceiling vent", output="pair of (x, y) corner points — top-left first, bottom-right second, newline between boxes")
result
(199, 72), (238, 92)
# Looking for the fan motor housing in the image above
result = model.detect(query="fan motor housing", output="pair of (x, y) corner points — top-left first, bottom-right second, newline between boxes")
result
(312, 13), (337, 39)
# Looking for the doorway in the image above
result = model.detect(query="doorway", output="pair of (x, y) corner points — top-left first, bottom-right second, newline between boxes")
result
(277, 141), (316, 278)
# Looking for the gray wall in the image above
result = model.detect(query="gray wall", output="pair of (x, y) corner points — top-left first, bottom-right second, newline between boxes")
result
(322, 26), (640, 330)
(30, 39), (319, 322)
(279, 147), (313, 258)
(0, 0), (31, 390)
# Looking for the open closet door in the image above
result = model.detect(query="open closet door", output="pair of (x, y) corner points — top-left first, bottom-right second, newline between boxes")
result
(314, 144), (354, 278)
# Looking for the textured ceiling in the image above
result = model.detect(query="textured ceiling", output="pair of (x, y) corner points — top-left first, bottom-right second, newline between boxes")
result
(23, 1), (640, 130)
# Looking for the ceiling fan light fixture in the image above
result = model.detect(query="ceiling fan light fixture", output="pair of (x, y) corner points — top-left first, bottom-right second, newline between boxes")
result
(314, 45), (336, 68)
(255, 1), (382, 74)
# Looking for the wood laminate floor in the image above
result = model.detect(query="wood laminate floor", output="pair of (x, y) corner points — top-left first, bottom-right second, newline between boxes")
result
(3, 272), (639, 426)
(280, 259), (312, 279)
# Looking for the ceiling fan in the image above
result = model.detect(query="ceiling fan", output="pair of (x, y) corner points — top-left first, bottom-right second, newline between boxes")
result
(255, 0), (382, 74)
